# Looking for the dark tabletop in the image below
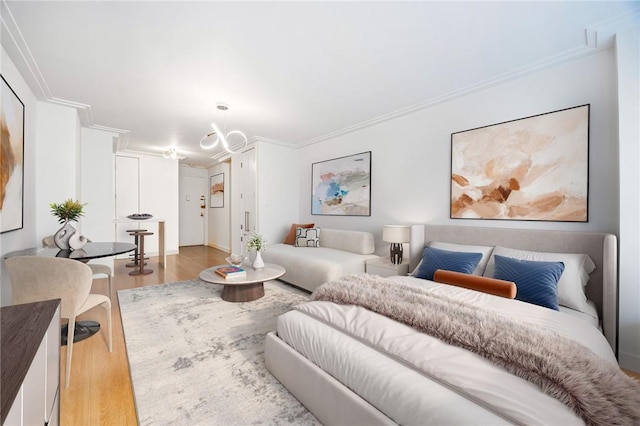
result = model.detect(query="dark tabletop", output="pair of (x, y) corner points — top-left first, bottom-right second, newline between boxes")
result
(1, 299), (60, 424)
(4, 242), (137, 261)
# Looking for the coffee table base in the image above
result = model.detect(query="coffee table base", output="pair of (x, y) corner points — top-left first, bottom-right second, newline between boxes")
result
(222, 282), (265, 302)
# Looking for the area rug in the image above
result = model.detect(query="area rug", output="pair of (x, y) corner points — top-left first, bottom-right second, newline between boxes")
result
(118, 279), (320, 425)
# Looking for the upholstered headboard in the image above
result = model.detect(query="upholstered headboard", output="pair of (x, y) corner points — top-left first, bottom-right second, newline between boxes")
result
(409, 224), (618, 353)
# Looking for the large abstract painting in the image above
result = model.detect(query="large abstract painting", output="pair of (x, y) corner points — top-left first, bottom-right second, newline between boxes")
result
(451, 105), (589, 222)
(312, 151), (371, 216)
(210, 173), (224, 208)
(1, 75), (25, 233)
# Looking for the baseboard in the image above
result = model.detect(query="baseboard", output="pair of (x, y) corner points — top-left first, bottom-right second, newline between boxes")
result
(619, 351), (640, 373)
(207, 242), (230, 253)
(142, 249), (179, 257)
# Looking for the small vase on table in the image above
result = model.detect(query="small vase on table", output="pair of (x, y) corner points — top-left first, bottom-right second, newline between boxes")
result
(252, 250), (265, 270)
(53, 220), (76, 250)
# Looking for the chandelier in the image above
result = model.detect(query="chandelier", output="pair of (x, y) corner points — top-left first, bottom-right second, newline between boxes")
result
(199, 103), (248, 154)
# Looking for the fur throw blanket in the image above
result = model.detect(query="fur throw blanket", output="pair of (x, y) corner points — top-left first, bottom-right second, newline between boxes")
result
(311, 274), (640, 426)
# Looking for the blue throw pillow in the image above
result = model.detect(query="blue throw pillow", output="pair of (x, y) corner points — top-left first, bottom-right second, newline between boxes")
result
(415, 247), (482, 281)
(493, 255), (565, 310)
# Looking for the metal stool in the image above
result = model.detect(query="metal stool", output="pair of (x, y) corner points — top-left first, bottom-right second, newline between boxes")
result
(128, 231), (154, 276)
(126, 229), (148, 267)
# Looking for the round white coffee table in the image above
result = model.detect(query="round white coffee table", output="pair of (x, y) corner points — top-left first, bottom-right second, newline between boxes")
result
(199, 263), (286, 302)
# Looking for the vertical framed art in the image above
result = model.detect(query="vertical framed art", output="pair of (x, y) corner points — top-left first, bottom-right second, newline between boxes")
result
(311, 151), (371, 216)
(451, 104), (589, 222)
(210, 173), (224, 208)
(1, 74), (25, 233)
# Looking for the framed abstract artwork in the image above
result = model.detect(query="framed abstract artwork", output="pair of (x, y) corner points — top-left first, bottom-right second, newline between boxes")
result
(210, 173), (224, 208)
(451, 104), (589, 222)
(1, 74), (25, 233)
(312, 151), (371, 216)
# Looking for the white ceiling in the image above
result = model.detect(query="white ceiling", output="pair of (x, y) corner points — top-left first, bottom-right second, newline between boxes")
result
(2, 1), (638, 167)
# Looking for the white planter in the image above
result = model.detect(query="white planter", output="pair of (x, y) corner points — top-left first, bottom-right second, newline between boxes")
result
(252, 251), (265, 270)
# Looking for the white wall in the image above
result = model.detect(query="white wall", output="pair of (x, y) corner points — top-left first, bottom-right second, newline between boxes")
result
(34, 102), (80, 240)
(1, 47), (38, 306)
(206, 161), (231, 251)
(80, 128), (116, 269)
(257, 141), (299, 246)
(616, 26), (640, 371)
(80, 128), (116, 240)
(1, 49), (82, 305)
(297, 49), (618, 252)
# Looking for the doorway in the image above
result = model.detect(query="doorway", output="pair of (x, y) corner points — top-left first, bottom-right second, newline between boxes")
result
(179, 175), (206, 246)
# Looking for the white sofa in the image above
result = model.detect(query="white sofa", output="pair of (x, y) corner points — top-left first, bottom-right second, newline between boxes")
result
(261, 228), (379, 292)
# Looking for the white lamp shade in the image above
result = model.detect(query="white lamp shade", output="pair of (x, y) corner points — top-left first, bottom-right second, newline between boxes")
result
(382, 225), (410, 243)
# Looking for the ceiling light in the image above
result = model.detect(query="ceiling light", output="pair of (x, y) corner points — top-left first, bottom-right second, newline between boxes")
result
(199, 103), (248, 154)
(163, 147), (179, 160)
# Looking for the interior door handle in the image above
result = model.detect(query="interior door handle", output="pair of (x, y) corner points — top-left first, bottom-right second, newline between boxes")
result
(244, 211), (249, 231)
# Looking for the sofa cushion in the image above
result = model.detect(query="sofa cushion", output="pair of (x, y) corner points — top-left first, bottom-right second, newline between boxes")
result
(262, 243), (379, 292)
(319, 229), (375, 255)
(283, 223), (314, 245)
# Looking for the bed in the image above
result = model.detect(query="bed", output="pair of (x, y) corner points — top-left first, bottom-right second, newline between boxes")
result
(265, 225), (637, 425)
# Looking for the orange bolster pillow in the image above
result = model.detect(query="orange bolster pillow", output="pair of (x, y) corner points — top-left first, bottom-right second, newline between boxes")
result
(433, 269), (517, 299)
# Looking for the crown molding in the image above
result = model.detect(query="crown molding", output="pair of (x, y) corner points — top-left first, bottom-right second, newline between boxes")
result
(1, 0), (52, 99)
(252, 136), (296, 148)
(207, 137), (261, 162)
(299, 7), (640, 148)
(586, 7), (640, 48)
(1, 0), (132, 134)
(111, 132), (130, 153)
(3, 0), (637, 154)
(299, 45), (602, 147)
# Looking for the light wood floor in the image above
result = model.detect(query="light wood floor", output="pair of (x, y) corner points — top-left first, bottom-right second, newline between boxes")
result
(60, 245), (227, 425)
(60, 245), (640, 424)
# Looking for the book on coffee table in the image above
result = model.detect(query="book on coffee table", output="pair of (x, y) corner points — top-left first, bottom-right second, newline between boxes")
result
(215, 266), (247, 279)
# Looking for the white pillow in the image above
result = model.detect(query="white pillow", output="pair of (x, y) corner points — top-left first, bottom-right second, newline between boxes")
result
(410, 242), (494, 276)
(483, 246), (596, 315)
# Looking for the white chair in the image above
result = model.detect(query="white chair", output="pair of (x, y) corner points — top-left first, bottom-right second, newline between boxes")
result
(42, 235), (113, 299)
(6, 256), (113, 388)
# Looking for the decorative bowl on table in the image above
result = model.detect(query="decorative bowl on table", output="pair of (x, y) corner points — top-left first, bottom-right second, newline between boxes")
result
(225, 254), (246, 267)
(127, 213), (153, 220)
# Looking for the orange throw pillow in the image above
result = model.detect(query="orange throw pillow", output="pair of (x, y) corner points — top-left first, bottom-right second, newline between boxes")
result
(433, 269), (517, 299)
(283, 223), (314, 245)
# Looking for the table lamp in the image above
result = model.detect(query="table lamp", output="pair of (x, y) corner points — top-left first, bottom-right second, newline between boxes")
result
(382, 225), (410, 264)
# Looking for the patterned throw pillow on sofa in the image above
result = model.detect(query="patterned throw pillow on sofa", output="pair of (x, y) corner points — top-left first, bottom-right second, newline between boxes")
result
(295, 227), (320, 247)
(283, 223), (314, 245)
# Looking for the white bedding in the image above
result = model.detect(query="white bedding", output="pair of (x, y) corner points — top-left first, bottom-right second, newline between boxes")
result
(559, 301), (600, 329)
(276, 276), (617, 425)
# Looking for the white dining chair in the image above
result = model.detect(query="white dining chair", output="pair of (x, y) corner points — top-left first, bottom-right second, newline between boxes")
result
(6, 256), (112, 388)
(42, 235), (114, 299)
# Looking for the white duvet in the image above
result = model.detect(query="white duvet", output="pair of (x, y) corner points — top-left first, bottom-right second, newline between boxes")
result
(276, 276), (617, 425)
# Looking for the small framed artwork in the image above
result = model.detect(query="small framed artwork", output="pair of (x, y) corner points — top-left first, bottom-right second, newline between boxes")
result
(210, 173), (224, 208)
(311, 151), (371, 216)
(451, 104), (589, 222)
(1, 74), (25, 233)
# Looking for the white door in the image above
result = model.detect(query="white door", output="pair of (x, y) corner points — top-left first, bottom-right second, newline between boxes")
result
(179, 175), (206, 246)
(115, 156), (139, 253)
(240, 148), (257, 254)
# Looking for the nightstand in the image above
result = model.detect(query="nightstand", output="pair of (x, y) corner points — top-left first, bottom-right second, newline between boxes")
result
(365, 257), (410, 278)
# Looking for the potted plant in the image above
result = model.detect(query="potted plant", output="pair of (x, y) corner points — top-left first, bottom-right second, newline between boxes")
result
(246, 232), (266, 269)
(50, 199), (86, 224)
(50, 199), (86, 249)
